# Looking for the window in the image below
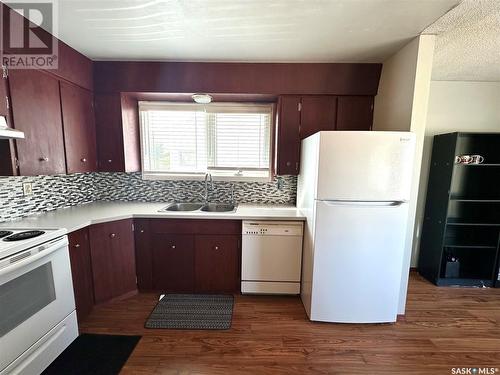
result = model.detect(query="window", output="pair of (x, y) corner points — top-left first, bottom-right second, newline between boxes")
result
(139, 102), (273, 181)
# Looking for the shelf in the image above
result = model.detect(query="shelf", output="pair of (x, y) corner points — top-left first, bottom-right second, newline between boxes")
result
(443, 245), (497, 249)
(446, 222), (500, 227)
(454, 163), (500, 167)
(437, 278), (493, 287)
(420, 132), (500, 289)
(449, 199), (500, 202)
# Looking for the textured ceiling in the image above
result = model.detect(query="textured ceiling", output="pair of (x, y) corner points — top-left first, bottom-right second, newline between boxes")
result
(12, 0), (457, 62)
(424, 0), (500, 81)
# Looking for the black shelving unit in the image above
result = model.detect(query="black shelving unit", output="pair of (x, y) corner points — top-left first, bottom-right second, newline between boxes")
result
(418, 132), (500, 287)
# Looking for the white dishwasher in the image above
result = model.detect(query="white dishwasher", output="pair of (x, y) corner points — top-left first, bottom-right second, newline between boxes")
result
(241, 221), (303, 295)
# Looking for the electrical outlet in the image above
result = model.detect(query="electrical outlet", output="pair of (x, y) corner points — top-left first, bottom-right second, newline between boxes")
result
(22, 182), (33, 196)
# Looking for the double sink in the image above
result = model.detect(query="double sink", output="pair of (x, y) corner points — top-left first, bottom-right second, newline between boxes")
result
(160, 202), (237, 213)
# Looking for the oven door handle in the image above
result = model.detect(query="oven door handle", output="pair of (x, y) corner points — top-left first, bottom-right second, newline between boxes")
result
(0, 236), (68, 277)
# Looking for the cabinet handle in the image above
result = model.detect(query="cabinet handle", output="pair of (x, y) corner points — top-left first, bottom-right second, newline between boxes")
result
(140, 229), (145, 233)
(286, 161), (291, 167)
(107, 159), (112, 163)
(74, 243), (80, 248)
(39, 156), (49, 162)
(81, 158), (87, 163)
(171, 245), (176, 249)
(110, 233), (116, 239)
(214, 246), (219, 250)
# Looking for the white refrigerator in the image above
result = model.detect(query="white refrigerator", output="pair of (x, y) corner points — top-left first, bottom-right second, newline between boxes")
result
(297, 131), (416, 323)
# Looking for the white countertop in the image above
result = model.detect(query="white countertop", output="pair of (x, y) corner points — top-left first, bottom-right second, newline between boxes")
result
(0, 202), (305, 233)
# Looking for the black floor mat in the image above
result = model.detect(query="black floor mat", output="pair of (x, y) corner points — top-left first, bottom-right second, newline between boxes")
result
(145, 294), (234, 330)
(42, 333), (141, 375)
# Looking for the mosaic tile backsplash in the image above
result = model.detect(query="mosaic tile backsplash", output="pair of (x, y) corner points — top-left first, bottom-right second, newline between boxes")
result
(0, 172), (297, 222)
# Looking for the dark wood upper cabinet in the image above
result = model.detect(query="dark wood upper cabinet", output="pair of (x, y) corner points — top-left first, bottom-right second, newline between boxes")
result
(195, 235), (240, 293)
(94, 93), (140, 173)
(94, 93), (125, 172)
(60, 81), (98, 173)
(89, 219), (136, 304)
(300, 96), (337, 139)
(336, 96), (374, 131)
(0, 65), (9, 118)
(151, 233), (195, 293)
(8, 69), (66, 175)
(275, 94), (375, 175)
(276, 96), (301, 175)
(68, 228), (94, 323)
(0, 66), (16, 176)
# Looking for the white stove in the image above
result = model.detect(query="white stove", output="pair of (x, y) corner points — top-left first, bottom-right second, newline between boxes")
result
(0, 228), (67, 260)
(0, 227), (77, 375)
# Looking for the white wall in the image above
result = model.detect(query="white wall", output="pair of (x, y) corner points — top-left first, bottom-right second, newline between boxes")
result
(412, 81), (500, 266)
(373, 34), (436, 314)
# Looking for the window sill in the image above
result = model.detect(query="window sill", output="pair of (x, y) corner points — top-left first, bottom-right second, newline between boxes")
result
(142, 173), (272, 183)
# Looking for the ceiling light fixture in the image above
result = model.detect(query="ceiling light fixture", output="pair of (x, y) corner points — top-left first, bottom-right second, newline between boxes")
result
(191, 93), (212, 104)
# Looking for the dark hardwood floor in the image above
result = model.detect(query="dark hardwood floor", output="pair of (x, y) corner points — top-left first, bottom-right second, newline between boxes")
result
(80, 272), (500, 374)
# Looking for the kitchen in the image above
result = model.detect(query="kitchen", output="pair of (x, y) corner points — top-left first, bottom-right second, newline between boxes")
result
(1, 1), (500, 374)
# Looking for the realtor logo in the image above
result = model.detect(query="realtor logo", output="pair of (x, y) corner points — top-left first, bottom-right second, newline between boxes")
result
(1, 0), (58, 69)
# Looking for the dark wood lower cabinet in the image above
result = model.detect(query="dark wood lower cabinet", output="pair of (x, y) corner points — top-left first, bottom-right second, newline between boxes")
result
(89, 219), (137, 304)
(195, 235), (240, 293)
(145, 219), (242, 294)
(69, 219), (241, 311)
(134, 219), (153, 290)
(68, 228), (94, 323)
(152, 234), (195, 292)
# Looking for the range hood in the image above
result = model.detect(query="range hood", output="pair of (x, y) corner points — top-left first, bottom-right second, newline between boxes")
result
(0, 116), (24, 140)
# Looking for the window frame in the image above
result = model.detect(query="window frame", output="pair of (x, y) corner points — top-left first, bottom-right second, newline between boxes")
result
(139, 101), (275, 182)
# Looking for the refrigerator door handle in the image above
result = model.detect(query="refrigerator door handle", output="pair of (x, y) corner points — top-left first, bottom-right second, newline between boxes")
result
(319, 200), (406, 207)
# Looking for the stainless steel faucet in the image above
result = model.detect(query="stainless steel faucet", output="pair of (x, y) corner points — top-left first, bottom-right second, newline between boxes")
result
(199, 173), (213, 203)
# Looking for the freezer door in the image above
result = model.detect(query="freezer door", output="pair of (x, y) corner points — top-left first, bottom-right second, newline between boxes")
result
(316, 131), (415, 201)
(310, 199), (408, 323)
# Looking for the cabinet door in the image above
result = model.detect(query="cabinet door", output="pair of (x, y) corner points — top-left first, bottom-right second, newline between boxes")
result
(8, 69), (66, 175)
(68, 228), (94, 323)
(195, 235), (240, 293)
(336, 96), (374, 131)
(0, 65), (9, 117)
(89, 219), (136, 303)
(134, 219), (153, 291)
(94, 93), (125, 172)
(89, 223), (114, 303)
(276, 96), (301, 175)
(300, 96), (337, 139)
(151, 233), (195, 292)
(110, 220), (137, 297)
(60, 81), (97, 173)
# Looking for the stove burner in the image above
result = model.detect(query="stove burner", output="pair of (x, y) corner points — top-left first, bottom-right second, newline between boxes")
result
(3, 230), (46, 242)
(0, 230), (13, 238)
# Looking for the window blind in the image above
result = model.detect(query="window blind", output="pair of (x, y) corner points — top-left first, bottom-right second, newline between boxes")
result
(139, 102), (272, 180)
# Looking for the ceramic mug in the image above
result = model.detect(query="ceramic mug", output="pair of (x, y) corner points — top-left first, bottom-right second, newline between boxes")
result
(455, 155), (484, 164)
(470, 155), (484, 164)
